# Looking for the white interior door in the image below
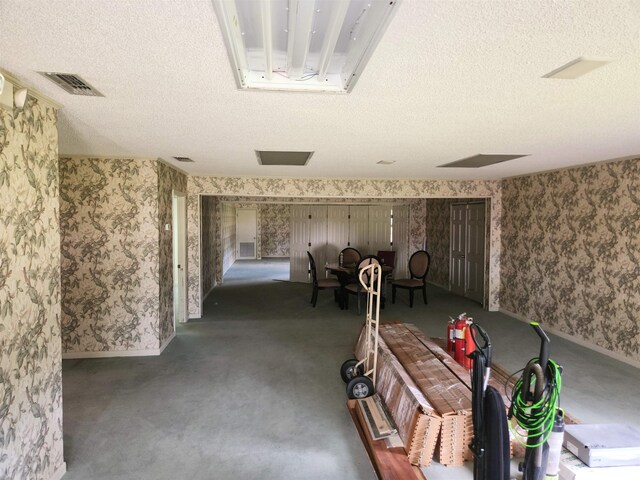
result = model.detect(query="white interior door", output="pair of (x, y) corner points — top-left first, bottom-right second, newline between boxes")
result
(392, 205), (409, 278)
(450, 204), (466, 295)
(368, 206), (392, 254)
(465, 203), (486, 304)
(349, 206), (369, 255)
(290, 205), (310, 282)
(172, 192), (187, 325)
(236, 209), (257, 259)
(309, 205), (327, 270)
(327, 205), (349, 264)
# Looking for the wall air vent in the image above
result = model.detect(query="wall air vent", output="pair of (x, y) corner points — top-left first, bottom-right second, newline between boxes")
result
(39, 72), (104, 96)
(256, 151), (313, 166)
(439, 154), (529, 168)
(173, 157), (195, 163)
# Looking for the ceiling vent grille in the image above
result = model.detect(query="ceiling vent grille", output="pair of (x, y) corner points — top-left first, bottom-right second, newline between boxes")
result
(39, 72), (103, 96)
(438, 154), (529, 168)
(173, 157), (195, 163)
(256, 151), (313, 166)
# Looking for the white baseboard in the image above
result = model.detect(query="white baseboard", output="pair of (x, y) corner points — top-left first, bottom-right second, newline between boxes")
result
(159, 331), (175, 354)
(50, 462), (66, 480)
(188, 313), (201, 320)
(500, 308), (640, 369)
(63, 347), (162, 359)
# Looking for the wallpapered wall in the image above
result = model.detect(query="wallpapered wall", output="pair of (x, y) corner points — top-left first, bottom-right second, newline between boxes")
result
(425, 198), (454, 287)
(60, 157), (160, 353)
(201, 195), (217, 297)
(260, 204), (290, 257)
(60, 157), (185, 354)
(501, 158), (640, 362)
(157, 162), (187, 345)
(186, 177), (501, 318)
(0, 99), (65, 478)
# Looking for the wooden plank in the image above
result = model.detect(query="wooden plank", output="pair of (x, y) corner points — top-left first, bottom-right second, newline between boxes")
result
(347, 400), (426, 480)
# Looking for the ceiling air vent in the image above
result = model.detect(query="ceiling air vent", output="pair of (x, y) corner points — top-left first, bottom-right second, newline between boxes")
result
(439, 154), (529, 168)
(173, 157), (195, 163)
(39, 72), (103, 96)
(256, 151), (313, 166)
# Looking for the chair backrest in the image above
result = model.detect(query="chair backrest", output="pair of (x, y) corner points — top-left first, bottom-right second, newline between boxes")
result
(376, 250), (396, 268)
(357, 255), (381, 287)
(340, 247), (361, 266)
(408, 250), (431, 280)
(307, 251), (318, 286)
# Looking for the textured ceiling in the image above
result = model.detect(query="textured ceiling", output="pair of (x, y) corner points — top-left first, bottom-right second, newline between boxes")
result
(1, 0), (639, 180)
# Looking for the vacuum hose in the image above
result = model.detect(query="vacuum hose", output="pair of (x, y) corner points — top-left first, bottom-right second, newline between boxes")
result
(509, 358), (562, 447)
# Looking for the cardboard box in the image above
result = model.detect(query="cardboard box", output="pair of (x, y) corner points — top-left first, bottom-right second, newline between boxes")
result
(564, 424), (640, 467)
(559, 448), (640, 480)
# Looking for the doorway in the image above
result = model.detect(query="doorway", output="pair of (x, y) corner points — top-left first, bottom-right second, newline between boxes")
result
(236, 208), (257, 259)
(172, 191), (187, 324)
(450, 202), (486, 305)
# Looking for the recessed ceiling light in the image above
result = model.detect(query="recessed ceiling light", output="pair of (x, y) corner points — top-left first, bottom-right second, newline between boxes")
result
(439, 154), (529, 168)
(377, 160), (396, 165)
(212, 0), (401, 93)
(542, 57), (612, 79)
(256, 151), (313, 166)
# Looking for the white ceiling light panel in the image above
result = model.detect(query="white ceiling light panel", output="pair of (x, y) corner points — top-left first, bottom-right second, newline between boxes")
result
(213, 0), (401, 93)
(542, 57), (612, 79)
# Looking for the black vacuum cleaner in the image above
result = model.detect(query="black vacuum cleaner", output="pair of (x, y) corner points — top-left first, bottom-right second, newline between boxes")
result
(468, 323), (510, 480)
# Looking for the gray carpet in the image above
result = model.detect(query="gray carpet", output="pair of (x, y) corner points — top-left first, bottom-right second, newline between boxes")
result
(62, 259), (640, 479)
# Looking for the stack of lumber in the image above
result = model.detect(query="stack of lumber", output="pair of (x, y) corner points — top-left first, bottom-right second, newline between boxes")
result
(356, 328), (442, 467)
(377, 323), (474, 466)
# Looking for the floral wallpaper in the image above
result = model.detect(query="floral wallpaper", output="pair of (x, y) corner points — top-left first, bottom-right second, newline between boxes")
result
(409, 199), (427, 253)
(201, 195), (217, 297)
(261, 204), (290, 257)
(60, 157), (160, 353)
(501, 158), (640, 362)
(0, 99), (65, 479)
(157, 161), (187, 345)
(186, 177), (502, 317)
(425, 198), (453, 287)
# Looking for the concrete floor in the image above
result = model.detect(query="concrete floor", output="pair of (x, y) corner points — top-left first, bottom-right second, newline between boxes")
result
(62, 259), (640, 479)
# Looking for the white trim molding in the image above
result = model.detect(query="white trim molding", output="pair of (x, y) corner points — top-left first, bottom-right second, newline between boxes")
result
(500, 308), (640, 369)
(63, 347), (163, 359)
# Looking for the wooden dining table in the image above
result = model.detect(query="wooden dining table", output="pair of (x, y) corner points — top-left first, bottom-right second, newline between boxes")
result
(325, 262), (393, 309)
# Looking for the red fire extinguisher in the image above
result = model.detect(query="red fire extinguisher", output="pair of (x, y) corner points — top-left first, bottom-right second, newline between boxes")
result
(447, 318), (455, 353)
(464, 319), (475, 369)
(454, 314), (467, 366)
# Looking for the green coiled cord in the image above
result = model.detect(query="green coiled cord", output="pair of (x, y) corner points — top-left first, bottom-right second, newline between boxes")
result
(508, 358), (562, 448)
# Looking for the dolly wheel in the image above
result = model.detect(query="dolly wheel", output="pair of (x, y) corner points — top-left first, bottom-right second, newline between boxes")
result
(347, 376), (374, 399)
(340, 359), (363, 383)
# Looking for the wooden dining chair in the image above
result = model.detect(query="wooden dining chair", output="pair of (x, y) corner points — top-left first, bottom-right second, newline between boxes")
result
(339, 247), (361, 267)
(392, 250), (431, 307)
(307, 251), (341, 308)
(344, 255), (381, 314)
